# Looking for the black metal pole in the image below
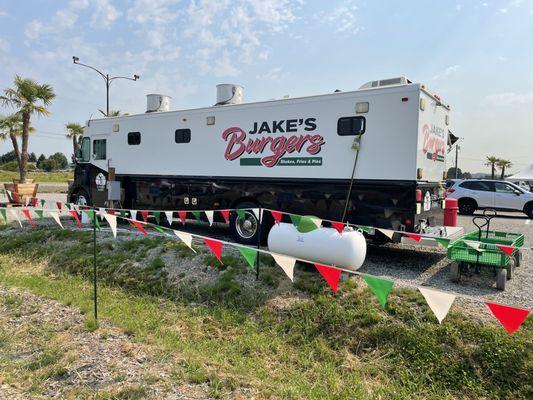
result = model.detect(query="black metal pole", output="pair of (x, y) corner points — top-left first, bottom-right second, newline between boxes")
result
(455, 144), (459, 178)
(255, 207), (262, 280)
(93, 211), (98, 322)
(106, 74), (110, 117)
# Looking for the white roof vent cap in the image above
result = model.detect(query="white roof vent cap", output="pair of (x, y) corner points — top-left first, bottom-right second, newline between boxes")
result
(216, 84), (244, 106)
(146, 94), (171, 113)
(359, 77), (412, 89)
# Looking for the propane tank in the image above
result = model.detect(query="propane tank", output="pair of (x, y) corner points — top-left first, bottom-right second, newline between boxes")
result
(267, 223), (367, 271)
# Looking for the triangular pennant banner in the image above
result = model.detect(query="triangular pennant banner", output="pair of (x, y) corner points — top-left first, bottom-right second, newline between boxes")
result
(486, 302), (530, 334)
(496, 245), (514, 256)
(132, 220), (148, 235)
(140, 210), (149, 222)
(406, 233), (421, 242)
(418, 287), (456, 323)
(237, 246), (258, 270)
(297, 216), (322, 233)
(289, 214), (301, 227)
(205, 210), (214, 226)
(21, 210), (36, 228)
(203, 238), (223, 264)
(377, 228), (395, 240)
(0, 208), (7, 222)
(173, 231), (196, 252)
(40, 199), (46, 207)
(191, 211), (201, 220)
(83, 210), (100, 228)
(436, 238), (451, 249)
(331, 221), (345, 235)
(102, 213), (117, 238)
(48, 211), (64, 229)
(356, 225), (372, 234)
(12, 192), (19, 203)
(152, 225), (167, 235)
(270, 210), (283, 224)
(236, 209), (246, 220)
(130, 210), (138, 221)
(314, 263), (341, 293)
(9, 209), (22, 228)
(220, 210), (230, 224)
(178, 211), (187, 225)
(164, 211), (173, 225)
(272, 253), (295, 281)
(99, 208), (106, 221)
(363, 275), (394, 308)
(68, 210), (82, 228)
(464, 240), (484, 252)
(252, 208), (261, 220)
(152, 211), (161, 225)
(119, 210), (127, 218)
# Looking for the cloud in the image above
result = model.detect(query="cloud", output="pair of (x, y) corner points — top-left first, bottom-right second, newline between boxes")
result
(455, 4), (463, 11)
(316, 0), (361, 35)
(90, 0), (122, 28)
(256, 67), (285, 80)
(0, 10), (7, 17)
(0, 37), (9, 52)
(432, 65), (461, 80)
(483, 92), (533, 106)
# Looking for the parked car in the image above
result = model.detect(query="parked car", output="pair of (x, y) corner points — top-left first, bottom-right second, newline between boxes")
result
(446, 179), (533, 218)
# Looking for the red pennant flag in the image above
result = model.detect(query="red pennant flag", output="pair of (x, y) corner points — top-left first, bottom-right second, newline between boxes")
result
(406, 233), (422, 242)
(29, 197), (38, 207)
(140, 210), (149, 222)
(12, 192), (20, 202)
(270, 210), (283, 224)
(331, 221), (345, 234)
(21, 210), (36, 228)
(56, 202), (62, 210)
(314, 263), (341, 293)
(220, 210), (230, 224)
(496, 245), (514, 256)
(178, 211), (187, 225)
(68, 210), (82, 228)
(486, 302), (530, 334)
(203, 238), (223, 264)
(107, 209), (116, 215)
(132, 220), (148, 235)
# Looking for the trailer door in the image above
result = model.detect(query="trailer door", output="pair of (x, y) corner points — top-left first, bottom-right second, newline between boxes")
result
(90, 136), (109, 206)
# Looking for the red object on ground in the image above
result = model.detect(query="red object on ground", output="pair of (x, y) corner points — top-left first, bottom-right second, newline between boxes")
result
(443, 198), (458, 227)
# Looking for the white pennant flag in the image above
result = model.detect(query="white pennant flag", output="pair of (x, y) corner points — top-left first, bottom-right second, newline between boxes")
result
(164, 211), (173, 225)
(25, 197), (30, 207)
(9, 209), (22, 228)
(251, 208), (262, 220)
(130, 210), (138, 221)
(377, 228), (395, 240)
(204, 210), (214, 226)
(48, 211), (64, 229)
(173, 231), (196, 253)
(464, 240), (485, 252)
(272, 253), (296, 282)
(418, 287), (456, 324)
(103, 213), (117, 238)
(99, 208), (106, 221)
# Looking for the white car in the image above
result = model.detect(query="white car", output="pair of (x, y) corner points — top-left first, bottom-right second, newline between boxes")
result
(447, 179), (533, 218)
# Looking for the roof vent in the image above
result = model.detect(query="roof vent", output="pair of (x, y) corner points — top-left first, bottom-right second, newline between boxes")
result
(216, 84), (244, 106)
(146, 94), (171, 113)
(359, 77), (411, 89)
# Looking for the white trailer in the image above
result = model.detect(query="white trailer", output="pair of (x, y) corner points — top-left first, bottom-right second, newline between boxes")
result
(70, 77), (453, 243)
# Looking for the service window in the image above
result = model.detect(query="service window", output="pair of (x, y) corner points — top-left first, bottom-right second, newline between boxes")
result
(80, 137), (90, 162)
(128, 132), (141, 145)
(337, 116), (366, 136)
(93, 139), (107, 160)
(175, 129), (191, 143)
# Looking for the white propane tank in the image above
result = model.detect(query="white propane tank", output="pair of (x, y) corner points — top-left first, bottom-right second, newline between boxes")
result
(267, 223), (367, 271)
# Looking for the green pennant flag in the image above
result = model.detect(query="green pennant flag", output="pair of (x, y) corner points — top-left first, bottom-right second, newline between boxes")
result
(436, 238), (451, 249)
(152, 225), (167, 235)
(236, 209), (246, 221)
(237, 246), (258, 269)
(355, 225), (372, 233)
(363, 275), (394, 308)
(40, 199), (46, 207)
(34, 210), (44, 219)
(191, 211), (202, 220)
(66, 203), (72, 210)
(119, 210), (127, 218)
(289, 214), (301, 227)
(297, 216), (321, 233)
(152, 211), (161, 225)
(0, 209), (6, 222)
(84, 210), (100, 228)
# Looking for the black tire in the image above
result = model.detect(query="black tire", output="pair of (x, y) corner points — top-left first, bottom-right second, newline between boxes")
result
(450, 262), (460, 283)
(496, 268), (507, 290)
(229, 202), (270, 245)
(525, 203), (533, 219)
(515, 251), (523, 267)
(506, 257), (515, 280)
(458, 198), (477, 215)
(72, 188), (91, 206)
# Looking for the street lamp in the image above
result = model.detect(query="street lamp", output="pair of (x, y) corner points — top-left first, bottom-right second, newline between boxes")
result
(72, 56), (139, 116)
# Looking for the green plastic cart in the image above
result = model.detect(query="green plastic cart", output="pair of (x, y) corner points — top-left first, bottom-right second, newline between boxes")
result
(448, 229), (524, 291)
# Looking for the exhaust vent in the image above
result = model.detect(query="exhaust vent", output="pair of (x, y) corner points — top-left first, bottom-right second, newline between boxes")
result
(146, 94), (171, 113)
(216, 84), (243, 106)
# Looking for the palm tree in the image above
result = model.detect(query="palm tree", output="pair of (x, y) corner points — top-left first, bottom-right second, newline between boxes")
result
(98, 109), (122, 117)
(0, 113), (23, 167)
(496, 159), (512, 179)
(1, 76), (55, 183)
(65, 122), (84, 155)
(485, 156), (499, 179)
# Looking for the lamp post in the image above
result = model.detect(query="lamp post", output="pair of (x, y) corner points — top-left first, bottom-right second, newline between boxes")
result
(72, 56), (139, 116)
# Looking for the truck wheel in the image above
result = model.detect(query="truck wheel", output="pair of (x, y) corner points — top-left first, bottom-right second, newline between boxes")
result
(450, 262), (461, 283)
(506, 258), (515, 280)
(73, 188), (91, 206)
(496, 268), (507, 290)
(515, 251), (522, 267)
(229, 202), (262, 245)
(458, 199), (476, 215)
(524, 203), (533, 219)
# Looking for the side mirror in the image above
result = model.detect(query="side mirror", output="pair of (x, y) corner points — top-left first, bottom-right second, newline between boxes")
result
(514, 190), (521, 196)
(74, 149), (81, 160)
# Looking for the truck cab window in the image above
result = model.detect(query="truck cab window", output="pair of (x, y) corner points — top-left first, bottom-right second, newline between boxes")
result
(175, 129), (191, 143)
(93, 139), (107, 160)
(79, 137), (90, 162)
(337, 116), (366, 136)
(128, 132), (141, 145)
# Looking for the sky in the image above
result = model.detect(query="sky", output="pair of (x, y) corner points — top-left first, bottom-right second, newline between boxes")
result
(0, 0), (532, 174)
